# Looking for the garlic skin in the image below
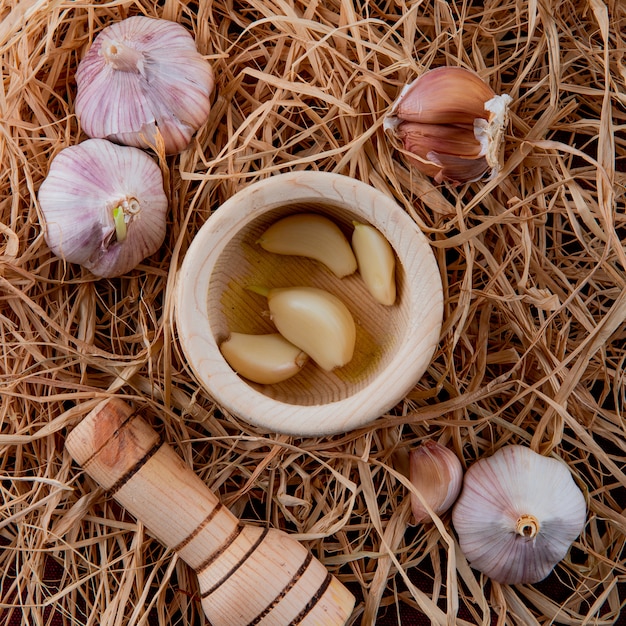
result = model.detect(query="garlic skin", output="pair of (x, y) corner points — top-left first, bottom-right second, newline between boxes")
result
(384, 67), (512, 185)
(75, 16), (215, 155)
(409, 441), (463, 523)
(258, 214), (357, 278)
(38, 139), (168, 278)
(220, 332), (308, 384)
(351, 222), (396, 306)
(251, 286), (356, 371)
(452, 445), (587, 585)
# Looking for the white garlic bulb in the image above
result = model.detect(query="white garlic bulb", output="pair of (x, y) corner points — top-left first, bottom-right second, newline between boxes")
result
(38, 138), (168, 278)
(409, 441), (463, 523)
(452, 445), (586, 585)
(75, 16), (215, 155)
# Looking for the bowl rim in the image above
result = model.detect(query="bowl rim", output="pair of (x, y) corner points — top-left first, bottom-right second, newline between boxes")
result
(175, 170), (443, 436)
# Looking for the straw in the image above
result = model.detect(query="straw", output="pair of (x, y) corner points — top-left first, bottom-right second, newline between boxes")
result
(1, 0), (624, 624)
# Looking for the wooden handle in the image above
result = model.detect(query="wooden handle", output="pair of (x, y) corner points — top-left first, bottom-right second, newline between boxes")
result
(65, 398), (354, 625)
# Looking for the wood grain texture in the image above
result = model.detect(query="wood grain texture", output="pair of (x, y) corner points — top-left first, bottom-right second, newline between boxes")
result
(176, 171), (443, 436)
(65, 398), (355, 625)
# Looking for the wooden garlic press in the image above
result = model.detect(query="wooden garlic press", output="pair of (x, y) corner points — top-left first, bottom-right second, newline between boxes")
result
(65, 398), (355, 625)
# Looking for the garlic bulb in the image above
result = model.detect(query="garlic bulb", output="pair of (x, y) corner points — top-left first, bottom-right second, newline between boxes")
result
(220, 332), (308, 384)
(384, 67), (512, 185)
(258, 214), (357, 278)
(452, 445), (587, 585)
(409, 441), (463, 523)
(75, 16), (215, 155)
(249, 286), (356, 371)
(352, 222), (396, 306)
(38, 138), (168, 278)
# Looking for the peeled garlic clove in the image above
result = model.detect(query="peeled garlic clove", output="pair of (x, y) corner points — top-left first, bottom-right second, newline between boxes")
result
(38, 138), (168, 278)
(452, 445), (587, 585)
(351, 222), (396, 306)
(75, 16), (215, 155)
(251, 286), (356, 371)
(220, 332), (308, 384)
(409, 441), (463, 523)
(384, 66), (512, 185)
(258, 214), (357, 278)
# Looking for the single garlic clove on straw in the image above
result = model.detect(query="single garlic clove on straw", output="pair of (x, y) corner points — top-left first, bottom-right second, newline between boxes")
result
(384, 66), (512, 185)
(409, 441), (463, 523)
(220, 332), (308, 384)
(38, 138), (168, 278)
(250, 286), (356, 371)
(258, 213), (357, 278)
(351, 222), (396, 306)
(452, 445), (587, 585)
(396, 122), (489, 183)
(75, 16), (215, 155)
(392, 67), (497, 125)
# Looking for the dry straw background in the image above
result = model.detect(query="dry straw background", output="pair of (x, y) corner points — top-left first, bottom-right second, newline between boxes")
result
(1, 0), (625, 624)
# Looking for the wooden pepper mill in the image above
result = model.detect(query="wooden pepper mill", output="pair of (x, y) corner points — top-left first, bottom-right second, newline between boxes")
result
(65, 398), (355, 625)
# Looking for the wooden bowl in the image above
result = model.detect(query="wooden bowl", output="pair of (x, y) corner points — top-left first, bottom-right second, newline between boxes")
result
(175, 171), (443, 436)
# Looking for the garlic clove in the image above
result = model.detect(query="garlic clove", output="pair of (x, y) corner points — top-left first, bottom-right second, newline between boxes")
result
(397, 122), (483, 159)
(452, 445), (587, 585)
(75, 16), (215, 155)
(250, 286), (356, 371)
(409, 441), (463, 523)
(38, 138), (168, 278)
(384, 66), (512, 185)
(220, 332), (308, 384)
(351, 222), (396, 306)
(258, 214), (357, 278)
(391, 66), (498, 126)
(424, 153), (491, 186)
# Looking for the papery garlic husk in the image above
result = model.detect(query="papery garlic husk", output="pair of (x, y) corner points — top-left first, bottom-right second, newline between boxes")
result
(384, 66), (512, 185)
(258, 213), (357, 278)
(250, 286), (356, 371)
(75, 16), (215, 155)
(452, 445), (587, 585)
(38, 138), (168, 278)
(409, 441), (463, 523)
(220, 332), (308, 384)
